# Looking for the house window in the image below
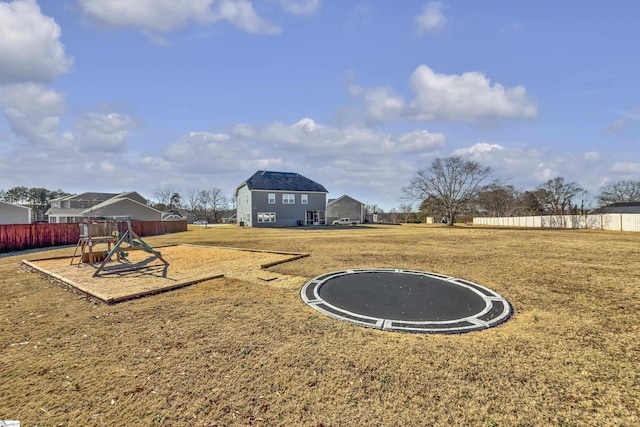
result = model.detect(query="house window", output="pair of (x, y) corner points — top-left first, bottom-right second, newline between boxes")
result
(282, 194), (295, 204)
(257, 212), (276, 223)
(301, 194), (308, 204)
(268, 193), (276, 204)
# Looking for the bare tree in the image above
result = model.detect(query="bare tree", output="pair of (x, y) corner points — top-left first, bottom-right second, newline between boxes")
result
(577, 190), (593, 214)
(184, 188), (203, 214)
(403, 156), (492, 226)
(202, 187), (228, 223)
(153, 186), (180, 210)
(397, 202), (414, 223)
(476, 182), (520, 217)
(537, 177), (583, 215)
(598, 180), (640, 205)
(515, 190), (546, 215)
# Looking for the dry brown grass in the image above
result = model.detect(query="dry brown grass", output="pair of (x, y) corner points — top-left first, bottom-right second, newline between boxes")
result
(1, 224), (639, 426)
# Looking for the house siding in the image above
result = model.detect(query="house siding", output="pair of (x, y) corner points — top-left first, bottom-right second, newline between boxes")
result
(235, 171), (329, 228)
(0, 202), (32, 225)
(326, 196), (364, 223)
(89, 199), (162, 221)
(249, 190), (326, 227)
(236, 185), (252, 226)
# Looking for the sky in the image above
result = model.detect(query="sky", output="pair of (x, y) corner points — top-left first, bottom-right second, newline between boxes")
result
(0, 0), (639, 210)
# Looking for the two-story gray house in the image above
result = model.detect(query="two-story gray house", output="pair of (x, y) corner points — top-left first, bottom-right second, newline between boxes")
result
(326, 195), (365, 224)
(236, 171), (328, 227)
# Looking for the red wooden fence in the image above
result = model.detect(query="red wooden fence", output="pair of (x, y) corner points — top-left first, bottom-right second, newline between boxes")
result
(0, 220), (187, 253)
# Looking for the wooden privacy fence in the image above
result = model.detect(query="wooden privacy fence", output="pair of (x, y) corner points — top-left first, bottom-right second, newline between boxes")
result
(0, 220), (187, 253)
(473, 214), (640, 232)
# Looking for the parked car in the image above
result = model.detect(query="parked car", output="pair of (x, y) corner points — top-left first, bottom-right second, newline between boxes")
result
(193, 220), (208, 226)
(332, 218), (358, 226)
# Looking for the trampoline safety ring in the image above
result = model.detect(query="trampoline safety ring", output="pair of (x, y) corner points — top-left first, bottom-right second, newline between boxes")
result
(300, 269), (512, 334)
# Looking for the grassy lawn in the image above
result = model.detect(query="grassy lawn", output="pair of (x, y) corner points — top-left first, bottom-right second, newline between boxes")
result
(1, 224), (639, 426)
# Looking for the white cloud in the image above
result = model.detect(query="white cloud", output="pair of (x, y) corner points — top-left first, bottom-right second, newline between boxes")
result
(149, 118), (444, 207)
(214, 0), (282, 34)
(605, 107), (640, 134)
(350, 65), (537, 123)
(78, 0), (215, 32)
(275, 0), (320, 16)
(584, 151), (601, 161)
(415, 2), (446, 34)
(0, 83), (66, 146)
(451, 143), (620, 194)
(161, 131), (259, 174)
(0, 0), (73, 83)
(611, 162), (640, 174)
(396, 130), (445, 152)
(78, 0), (282, 36)
(256, 118), (443, 157)
(605, 118), (627, 134)
(408, 65), (537, 121)
(362, 87), (405, 122)
(74, 112), (139, 152)
(231, 123), (255, 138)
(453, 142), (505, 157)
(345, 1), (374, 29)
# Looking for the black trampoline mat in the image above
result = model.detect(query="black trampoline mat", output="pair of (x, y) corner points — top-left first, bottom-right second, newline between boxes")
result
(319, 271), (486, 321)
(301, 269), (512, 334)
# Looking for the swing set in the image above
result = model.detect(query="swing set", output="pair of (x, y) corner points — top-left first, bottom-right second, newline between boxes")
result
(71, 218), (169, 277)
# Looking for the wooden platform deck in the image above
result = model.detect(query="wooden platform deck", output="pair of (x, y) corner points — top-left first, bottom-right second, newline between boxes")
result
(23, 244), (309, 303)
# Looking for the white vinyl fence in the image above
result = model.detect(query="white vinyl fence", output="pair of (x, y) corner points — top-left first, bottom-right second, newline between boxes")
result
(473, 214), (640, 232)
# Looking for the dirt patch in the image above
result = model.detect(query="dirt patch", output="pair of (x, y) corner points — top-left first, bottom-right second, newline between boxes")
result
(23, 244), (308, 303)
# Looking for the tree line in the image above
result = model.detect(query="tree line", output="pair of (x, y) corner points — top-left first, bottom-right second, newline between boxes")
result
(401, 156), (640, 226)
(152, 186), (232, 223)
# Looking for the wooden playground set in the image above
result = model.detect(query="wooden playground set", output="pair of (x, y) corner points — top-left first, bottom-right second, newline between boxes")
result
(22, 219), (308, 303)
(70, 219), (168, 277)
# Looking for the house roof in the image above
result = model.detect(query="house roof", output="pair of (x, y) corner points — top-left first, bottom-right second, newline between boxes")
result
(46, 207), (86, 216)
(0, 200), (31, 211)
(221, 210), (237, 219)
(113, 191), (147, 204)
(240, 171), (328, 193)
(83, 197), (162, 215)
(327, 194), (364, 206)
(50, 192), (118, 203)
(590, 202), (640, 214)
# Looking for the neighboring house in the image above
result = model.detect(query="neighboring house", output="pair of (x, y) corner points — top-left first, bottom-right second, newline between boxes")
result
(161, 209), (194, 222)
(47, 192), (117, 223)
(236, 170), (328, 227)
(0, 201), (32, 224)
(86, 197), (162, 221)
(111, 191), (148, 205)
(46, 191), (153, 223)
(590, 202), (640, 214)
(162, 211), (184, 221)
(326, 195), (365, 224)
(221, 210), (237, 224)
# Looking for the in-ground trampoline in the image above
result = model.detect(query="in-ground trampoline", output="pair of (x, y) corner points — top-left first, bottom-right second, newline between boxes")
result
(301, 269), (512, 334)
